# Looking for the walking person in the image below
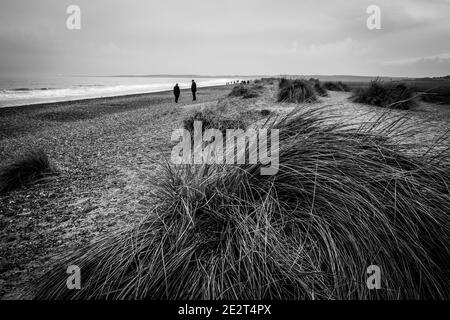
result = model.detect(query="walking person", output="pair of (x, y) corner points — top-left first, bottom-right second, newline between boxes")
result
(173, 83), (180, 103)
(191, 80), (197, 101)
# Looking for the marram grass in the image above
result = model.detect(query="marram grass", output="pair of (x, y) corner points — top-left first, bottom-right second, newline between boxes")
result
(33, 108), (449, 300)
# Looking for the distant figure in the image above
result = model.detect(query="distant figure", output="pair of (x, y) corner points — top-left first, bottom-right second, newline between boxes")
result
(191, 80), (197, 101)
(173, 83), (180, 103)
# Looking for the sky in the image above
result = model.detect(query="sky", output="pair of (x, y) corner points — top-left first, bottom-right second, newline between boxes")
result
(0, 0), (449, 77)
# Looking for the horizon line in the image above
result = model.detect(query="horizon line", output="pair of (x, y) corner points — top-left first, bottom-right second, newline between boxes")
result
(66, 74), (450, 80)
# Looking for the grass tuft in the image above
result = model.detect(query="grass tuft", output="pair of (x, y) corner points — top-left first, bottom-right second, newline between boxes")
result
(277, 79), (317, 103)
(0, 149), (57, 194)
(183, 109), (247, 135)
(351, 80), (417, 110)
(308, 79), (329, 97)
(228, 84), (263, 99)
(323, 81), (350, 92)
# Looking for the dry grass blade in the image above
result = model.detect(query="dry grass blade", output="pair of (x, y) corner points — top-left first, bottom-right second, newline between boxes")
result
(32, 107), (449, 300)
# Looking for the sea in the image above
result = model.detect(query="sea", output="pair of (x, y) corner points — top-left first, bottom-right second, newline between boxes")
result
(0, 75), (244, 108)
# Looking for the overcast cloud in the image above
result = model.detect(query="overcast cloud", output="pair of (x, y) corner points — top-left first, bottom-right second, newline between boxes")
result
(0, 0), (449, 77)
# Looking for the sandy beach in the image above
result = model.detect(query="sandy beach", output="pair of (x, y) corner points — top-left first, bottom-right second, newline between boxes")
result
(0, 85), (233, 298)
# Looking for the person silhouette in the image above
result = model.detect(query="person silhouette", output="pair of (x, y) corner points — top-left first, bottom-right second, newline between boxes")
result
(191, 80), (197, 101)
(173, 83), (180, 103)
